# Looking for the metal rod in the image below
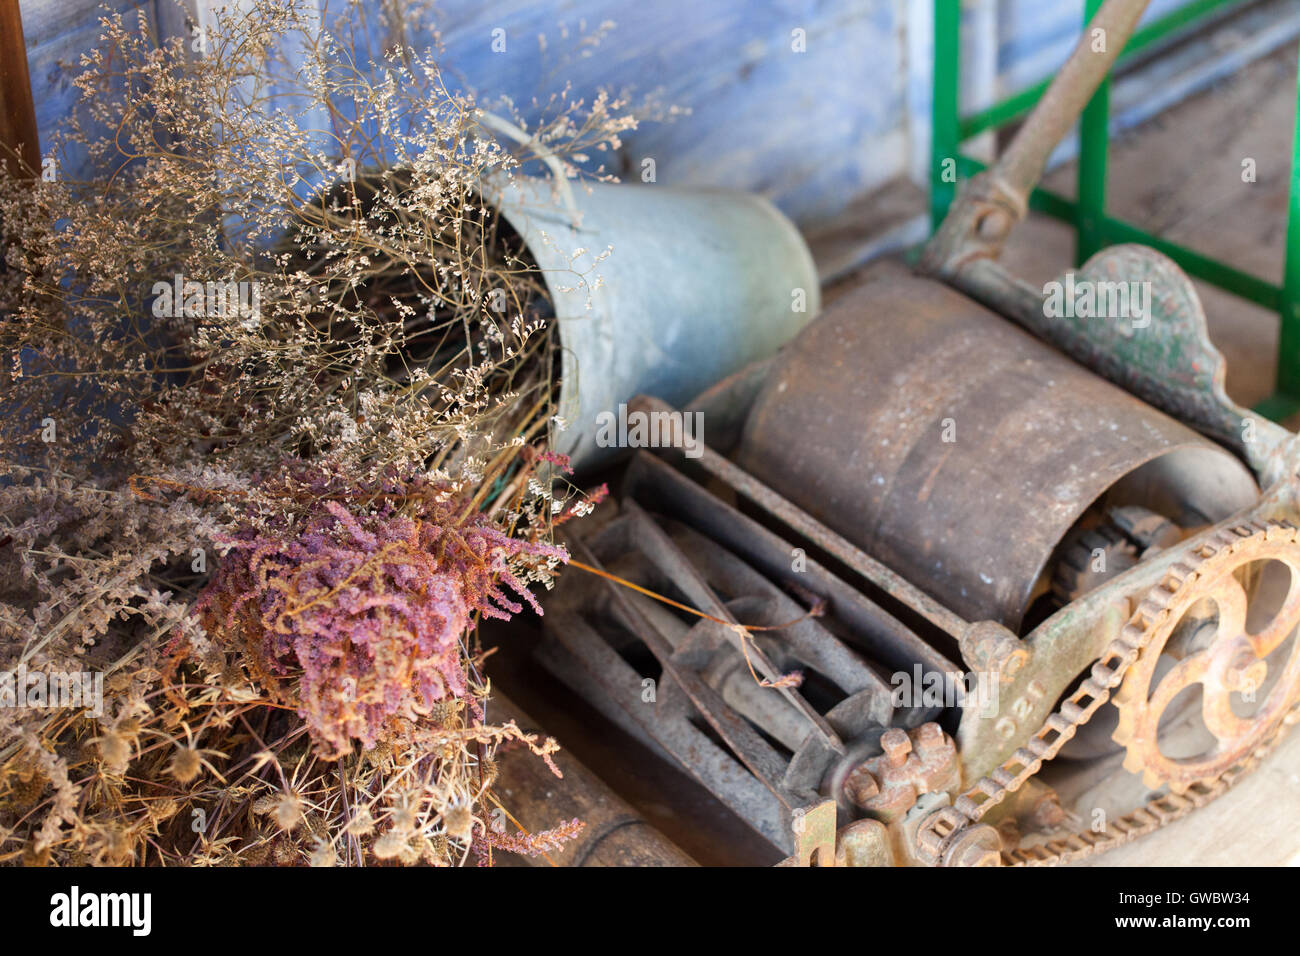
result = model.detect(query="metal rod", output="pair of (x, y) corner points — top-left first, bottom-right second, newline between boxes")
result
(1278, 39), (1300, 401)
(991, 0), (1149, 212)
(959, 0), (1243, 140)
(920, 0), (1149, 278)
(628, 395), (972, 641)
(930, 0), (962, 230)
(486, 690), (696, 866)
(1077, 0), (1112, 266)
(569, 532), (807, 801)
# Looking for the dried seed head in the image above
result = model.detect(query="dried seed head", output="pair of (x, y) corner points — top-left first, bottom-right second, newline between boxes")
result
(427, 700), (458, 725)
(309, 838), (336, 867)
(252, 794), (279, 816)
(273, 793), (304, 832)
(241, 841), (273, 867)
(443, 802), (474, 844)
(97, 730), (131, 775)
(344, 808), (375, 837)
(427, 833), (450, 865)
(390, 790), (421, 832)
(150, 798), (181, 824)
(272, 836), (299, 865)
(9, 767), (46, 809)
(365, 741), (394, 769)
(419, 835), (444, 866)
(92, 824), (135, 865)
(167, 746), (203, 784)
(372, 829), (408, 860)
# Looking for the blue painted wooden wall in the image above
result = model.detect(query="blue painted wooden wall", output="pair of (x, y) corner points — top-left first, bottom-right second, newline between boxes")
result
(998, 0), (1209, 90)
(17, 0), (1211, 229)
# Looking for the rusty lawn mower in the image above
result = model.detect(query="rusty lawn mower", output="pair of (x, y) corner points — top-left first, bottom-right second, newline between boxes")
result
(536, 0), (1300, 867)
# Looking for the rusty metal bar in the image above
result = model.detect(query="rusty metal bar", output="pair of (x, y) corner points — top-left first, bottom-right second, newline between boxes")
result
(568, 532), (806, 799)
(990, 0), (1149, 219)
(537, 608), (793, 850)
(621, 449), (960, 681)
(628, 394), (972, 641)
(954, 0), (1245, 143)
(618, 497), (844, 749)
(487, 690), (696, 866)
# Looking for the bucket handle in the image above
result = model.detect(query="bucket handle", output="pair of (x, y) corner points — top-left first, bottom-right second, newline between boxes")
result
(476, 109), (583, 229)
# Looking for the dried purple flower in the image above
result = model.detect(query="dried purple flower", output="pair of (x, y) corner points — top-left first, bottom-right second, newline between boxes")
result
(197, 466), (566, 757)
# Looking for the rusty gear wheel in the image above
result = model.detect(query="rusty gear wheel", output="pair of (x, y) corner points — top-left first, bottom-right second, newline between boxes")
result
(1112, 521), (1300, 793)
(1052, 524), (1139, 603)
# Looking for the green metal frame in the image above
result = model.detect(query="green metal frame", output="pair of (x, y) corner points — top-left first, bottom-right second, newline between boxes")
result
(931, 0), (1300, 420)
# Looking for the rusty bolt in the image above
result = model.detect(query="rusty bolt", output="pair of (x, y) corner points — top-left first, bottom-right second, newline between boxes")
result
(915, 722), (946, 754)
(942, 824), (1003, 868)
(880, 728), (912, 767)
(843, 767), (880, 808)
(960, 620), (1030, 685)
(952, 841), (1001, 868)
(1027, 791), (1066, 831)
(1225, 650), (1266, 695)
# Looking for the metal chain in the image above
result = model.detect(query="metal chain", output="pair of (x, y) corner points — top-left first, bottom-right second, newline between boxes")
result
(916, 519), (1300, 866)
(1008, 698), (1300, 865)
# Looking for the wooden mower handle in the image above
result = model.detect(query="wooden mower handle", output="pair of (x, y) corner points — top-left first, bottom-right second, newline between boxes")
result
(921, 0), (1150, 278)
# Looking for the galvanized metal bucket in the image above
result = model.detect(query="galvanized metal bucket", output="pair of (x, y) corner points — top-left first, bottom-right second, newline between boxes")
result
(485, 171), (819, 471)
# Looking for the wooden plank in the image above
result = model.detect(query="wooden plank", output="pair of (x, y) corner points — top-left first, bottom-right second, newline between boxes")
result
(1078, 724), (1300, 866)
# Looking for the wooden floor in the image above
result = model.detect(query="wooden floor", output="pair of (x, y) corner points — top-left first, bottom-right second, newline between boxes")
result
(1075, 731), (1300, 866)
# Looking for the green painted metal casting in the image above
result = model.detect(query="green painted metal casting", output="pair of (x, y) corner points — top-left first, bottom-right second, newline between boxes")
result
(931, 0), (1300, 421)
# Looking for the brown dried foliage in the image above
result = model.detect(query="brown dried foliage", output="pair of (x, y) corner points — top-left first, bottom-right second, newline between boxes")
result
(0, 0), (647, 865)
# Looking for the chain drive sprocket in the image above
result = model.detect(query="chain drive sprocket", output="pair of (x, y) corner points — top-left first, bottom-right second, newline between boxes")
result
(917, 519), (1300, 866)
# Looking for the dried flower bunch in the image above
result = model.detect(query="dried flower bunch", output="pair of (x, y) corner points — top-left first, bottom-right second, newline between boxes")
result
(0, 0), (640, 865)
(194, 464), (566, 758)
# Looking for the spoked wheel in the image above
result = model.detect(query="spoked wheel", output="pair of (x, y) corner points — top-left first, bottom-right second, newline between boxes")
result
(1112, 522), (1300, 793)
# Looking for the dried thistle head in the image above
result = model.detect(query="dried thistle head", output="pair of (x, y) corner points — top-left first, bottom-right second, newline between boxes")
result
(441, 798), (475, 845)
(371, 829), (414, 862)
(166, 747), (203, 785)
(165, 724), (226, 785)
(94, 715), (143, 777)
(308, 838), (336, 868)
(87, 822), (137, 866)
(344, 808), (376, 838)
(97, 731), (132, 777)
(274, 794), (305, 833)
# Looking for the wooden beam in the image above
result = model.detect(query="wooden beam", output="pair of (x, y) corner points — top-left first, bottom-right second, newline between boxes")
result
(0, 0), (39, 178)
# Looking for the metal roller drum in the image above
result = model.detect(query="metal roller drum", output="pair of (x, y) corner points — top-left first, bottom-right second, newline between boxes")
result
(734, 273), (1259, 633)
